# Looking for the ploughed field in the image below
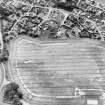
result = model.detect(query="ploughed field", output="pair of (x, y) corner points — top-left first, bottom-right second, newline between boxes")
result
(9, 38), (105, 98)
